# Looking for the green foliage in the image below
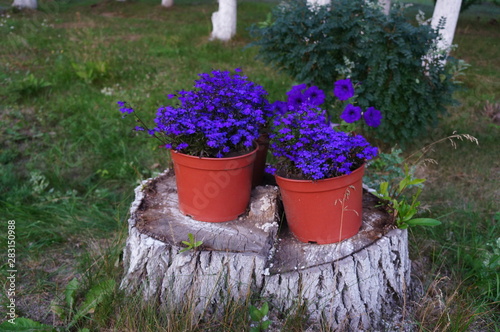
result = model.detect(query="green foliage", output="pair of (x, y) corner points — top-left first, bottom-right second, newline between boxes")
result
(375, 164), (441, 229)
(5, 72), (52, 102)
(71, 61), (108, 85)
(249, 302), (271, 332)
(0, 278), (114, 331)
(364, 147), (407, 189)
(249, 0), (459, 145)
(179, 233), (203, 253)
(50, 277), (116, 329)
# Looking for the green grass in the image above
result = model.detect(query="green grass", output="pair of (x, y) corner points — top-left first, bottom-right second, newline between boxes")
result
(1, 0), (499, 330)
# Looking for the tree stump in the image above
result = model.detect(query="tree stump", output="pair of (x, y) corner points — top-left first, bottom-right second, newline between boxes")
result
(121, 169), (411, 331)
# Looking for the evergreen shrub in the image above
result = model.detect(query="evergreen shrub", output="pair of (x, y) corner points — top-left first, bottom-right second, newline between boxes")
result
(249, 0), (459, 145)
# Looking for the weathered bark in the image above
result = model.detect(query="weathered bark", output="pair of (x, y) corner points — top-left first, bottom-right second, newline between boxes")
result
(12, 0), (37, 9)
(121, 169), (411, 330)
(210, 0), (237, 41)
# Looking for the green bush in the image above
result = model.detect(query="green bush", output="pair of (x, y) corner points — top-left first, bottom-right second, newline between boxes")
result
(249, 0), (459, 145)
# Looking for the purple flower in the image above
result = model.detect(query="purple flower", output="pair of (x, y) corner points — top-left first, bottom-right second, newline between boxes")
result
(334, 79), (355, 101)
(340, 104), (362, 123)
(267, 104), (377, 180)
(363, 107), (382, 127)
(117, 101), (134, 114)
(304, 86), (325, 106)
(271, 100), (289, 115)
(149, 69), (268, 157)
(288, 92), (306, 107)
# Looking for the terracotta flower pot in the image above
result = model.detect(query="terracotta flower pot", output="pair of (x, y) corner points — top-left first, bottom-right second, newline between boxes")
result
(275, 164), (365, 244)
(170, 146), (258, 222)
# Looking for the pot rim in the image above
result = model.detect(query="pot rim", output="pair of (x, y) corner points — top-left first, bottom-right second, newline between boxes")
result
(170, 143), (259, 161)
(275, 164), (365, 193)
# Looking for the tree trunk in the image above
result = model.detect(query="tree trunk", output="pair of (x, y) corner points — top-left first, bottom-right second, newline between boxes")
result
(161, 0), (173, 8)
(12, 0), (37, 9)
(379, 0), (391, 15)
(121, 169), (411, 330)
(210, 0), (237, 41)
(431, 0), (462, 61)
(307, 0), (330, 6)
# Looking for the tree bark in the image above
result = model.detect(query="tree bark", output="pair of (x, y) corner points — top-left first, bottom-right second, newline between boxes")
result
(431, 0), (462, 61)
(121, 169), (411, 330)
(379, 0), (391, 15)
(161, 0), (173, 8)
(12, 0), (37, 9)
(307, 0), (330, 6)
(210, 0), (237, 41)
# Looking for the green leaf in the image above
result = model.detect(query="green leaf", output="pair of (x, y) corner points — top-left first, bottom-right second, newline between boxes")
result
(249, 306), (263, 321)
(261, 302), (269, 316)
(0, 318), (56, 331)
(378, 181), (389, 196)
(65, 277), (79, 311)
(405, 218), (442, 227)
(408, 178), (426, 186)
(50, 300), (66, 320)
(262, 320), (271, 329)
(68, 279), (116, 328)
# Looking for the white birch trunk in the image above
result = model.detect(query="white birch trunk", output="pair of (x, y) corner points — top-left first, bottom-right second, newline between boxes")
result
(121, 170), (412, 330)
(12, 0), (37, 9)
(431, 0), (462, 60)
(379, 0), (391, 15)
(307, 0), (330, 5)
(161, 0), (173, 8)
(210, 0), (237, 41)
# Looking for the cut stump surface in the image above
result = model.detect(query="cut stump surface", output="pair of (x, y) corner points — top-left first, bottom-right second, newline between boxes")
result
(121, 169), (411, 331)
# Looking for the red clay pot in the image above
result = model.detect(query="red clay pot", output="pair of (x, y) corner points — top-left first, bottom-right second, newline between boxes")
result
(170, 146), (258, 222)
(275, 164), (365, 244)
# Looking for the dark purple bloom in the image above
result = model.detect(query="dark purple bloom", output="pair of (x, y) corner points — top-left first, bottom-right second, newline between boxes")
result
(271, 100), (289, 115)
(286, 84), (307, 98)
(363, 107), (382, 127)
(304, 86), (325, 106)
(340, 104), (362, 123)
(288, 92), (306, 107)
(334, 79), (355, 101)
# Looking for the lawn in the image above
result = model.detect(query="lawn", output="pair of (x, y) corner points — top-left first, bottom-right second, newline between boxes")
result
(0, 0), (498, 330)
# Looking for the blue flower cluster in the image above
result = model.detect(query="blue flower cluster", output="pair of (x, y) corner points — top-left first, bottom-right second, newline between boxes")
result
(267, 80), (380, 180)
(120, 69), (270, 158)
(268, 105), (378, 180)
